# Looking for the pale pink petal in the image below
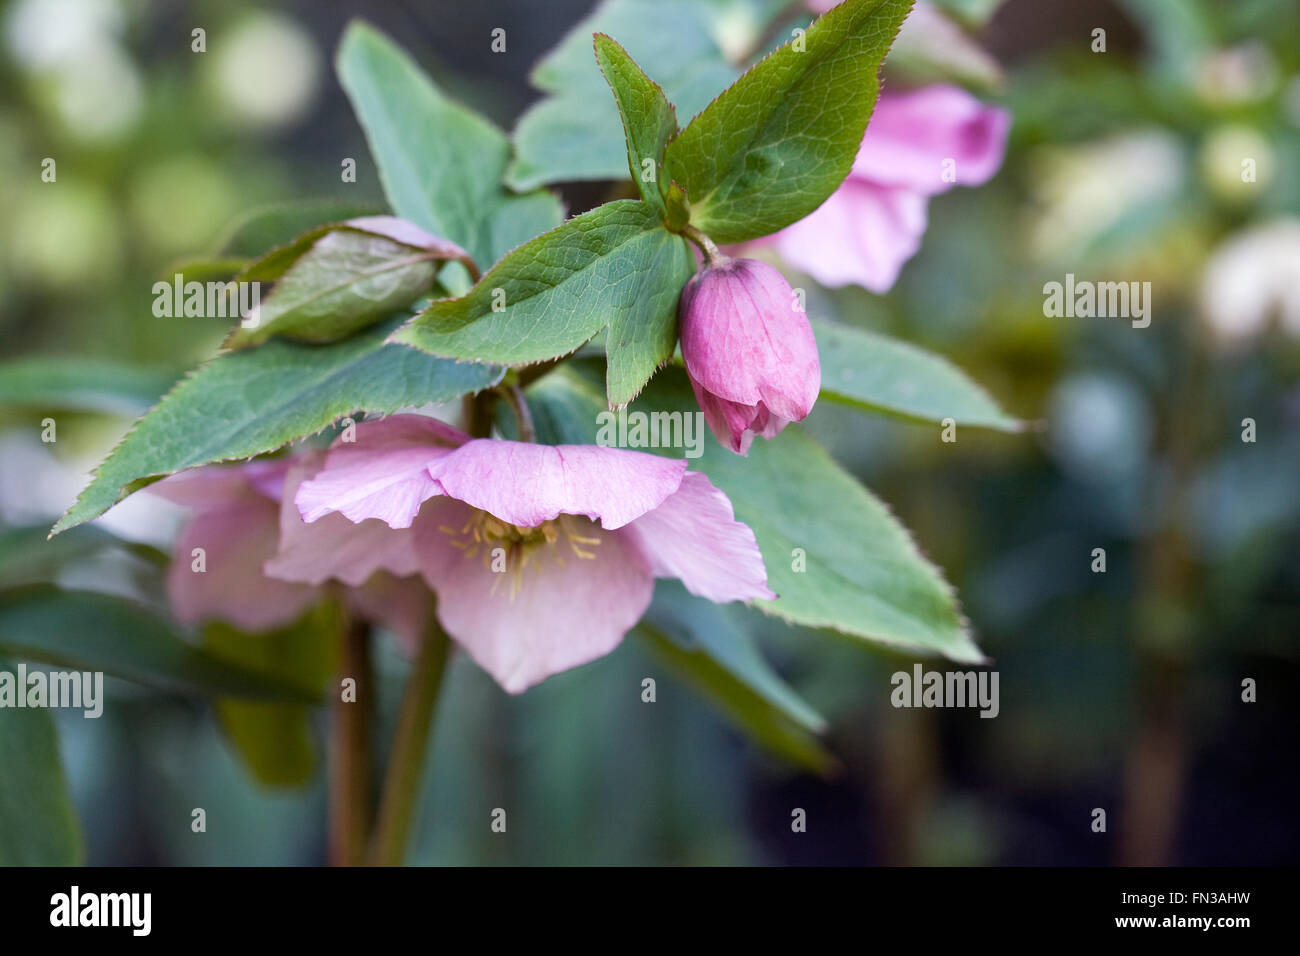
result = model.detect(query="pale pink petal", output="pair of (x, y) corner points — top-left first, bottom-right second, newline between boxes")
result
(149, 459), (289, 509)
(345, 572), (433, 656)
(427, 441), (687, 531)
(853, 85), (1011, 195)
(295, 414), (467, 528)
(414, 501), (654, 692)
(266, 456), (421, 586)
(769, 179), (929, 292)
(620, 472), (775, 603)
(344, 216), (472, 263)
(167, 499), (319, 632)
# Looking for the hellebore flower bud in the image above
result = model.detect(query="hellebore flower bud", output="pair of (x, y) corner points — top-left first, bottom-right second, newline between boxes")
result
(678, 256), (820, 455)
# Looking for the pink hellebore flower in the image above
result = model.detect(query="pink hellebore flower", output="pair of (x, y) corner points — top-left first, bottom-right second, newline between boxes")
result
(750, 84), (1010, 292)
(275, 415), (774, 693)
(678, 256), (821, 455)
(150, 455), (430, 648)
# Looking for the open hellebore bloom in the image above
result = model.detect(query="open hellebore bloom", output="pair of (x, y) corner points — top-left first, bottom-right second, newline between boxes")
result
(150, 455), (430, 647)
(748, 84), (1010, 292)
(678, 256), (821, 455)
(277, 415), (774, 693)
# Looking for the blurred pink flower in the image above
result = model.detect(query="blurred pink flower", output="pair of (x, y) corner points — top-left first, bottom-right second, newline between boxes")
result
(747, 84), (1010, 292)
(277, 415), (774, 692)
(678, 257), (820, 454)
(150, 455), (429, 648)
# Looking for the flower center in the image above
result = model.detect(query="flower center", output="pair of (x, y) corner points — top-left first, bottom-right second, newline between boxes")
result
(439, 511), (602, 598)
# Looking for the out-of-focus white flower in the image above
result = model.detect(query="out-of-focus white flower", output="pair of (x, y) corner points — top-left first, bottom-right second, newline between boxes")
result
(4, 0), (142, 141)
(1047, 374), (1151, 485)
(9, 182), (121, 285)
(3, 0), (124, 69)
(710, 1), (762, 66)
(50, 41), (143, 141)
(1026, 131), (1185, 262)
(1194, 44), (1279, 107)
(128, 156), (238, 256)
(1200, 124), (1273, 202)
(1200, 218), (1300, 347)
(208, 13), (321, 129)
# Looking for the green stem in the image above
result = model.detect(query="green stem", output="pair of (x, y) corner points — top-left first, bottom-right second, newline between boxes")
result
(681, 224), (725, 267)
(498, 384), (536, 443)
(366, 617), (452, 866)
(329, 618), (372, 867)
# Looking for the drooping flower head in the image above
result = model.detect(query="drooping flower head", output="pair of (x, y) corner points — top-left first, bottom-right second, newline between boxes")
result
(678, 256), (821, 455)
(273, 415), (775, 692)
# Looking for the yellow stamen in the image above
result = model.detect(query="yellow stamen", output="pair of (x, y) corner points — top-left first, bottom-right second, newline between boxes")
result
(439, 511), (602, 601)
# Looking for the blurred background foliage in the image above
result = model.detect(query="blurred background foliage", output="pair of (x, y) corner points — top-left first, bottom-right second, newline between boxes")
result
(1, 0), (1297, 865)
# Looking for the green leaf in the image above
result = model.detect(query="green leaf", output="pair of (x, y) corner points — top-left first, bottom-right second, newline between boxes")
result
(204, 603), (342, 787)
(336, 21), (563, 270)
(703, 426), (983, 662)
(394, 200), (695, 408)
(593, 33), (679, 216)
(0, 524), (166, 590)
(640, 583), (834, 773)
(527, 364), (984, 663)
(815, 320), (1022, 431)
(507, 0), (790, 190)
(52, 316), (500, 535)
(0, 356), (173, 417)
(225, 218), (475, 348)
(0, 660), (83, 866)
(664, 0), (913, 244)
(0, 586), (324, 700)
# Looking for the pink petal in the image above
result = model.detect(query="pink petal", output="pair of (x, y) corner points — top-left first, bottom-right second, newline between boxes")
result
(149, 458), (289, 509)
(770, 179), (929, 292)
(414, 500), (654, 692)
(343, 216), (471, 262)
(690, 376), (774, 455)
(427, 441), (688, 531)
(295, 414), (467, 528)
(266, 455), (422, 586)
(345, 572), (433, 656)
(621, 472), (775, 603)
(167, 498), (319, 632)
(853, 86), (1011, 196)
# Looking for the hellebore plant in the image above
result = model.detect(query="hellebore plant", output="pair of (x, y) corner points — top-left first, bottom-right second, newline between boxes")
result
(51, 0), (1020, 865)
